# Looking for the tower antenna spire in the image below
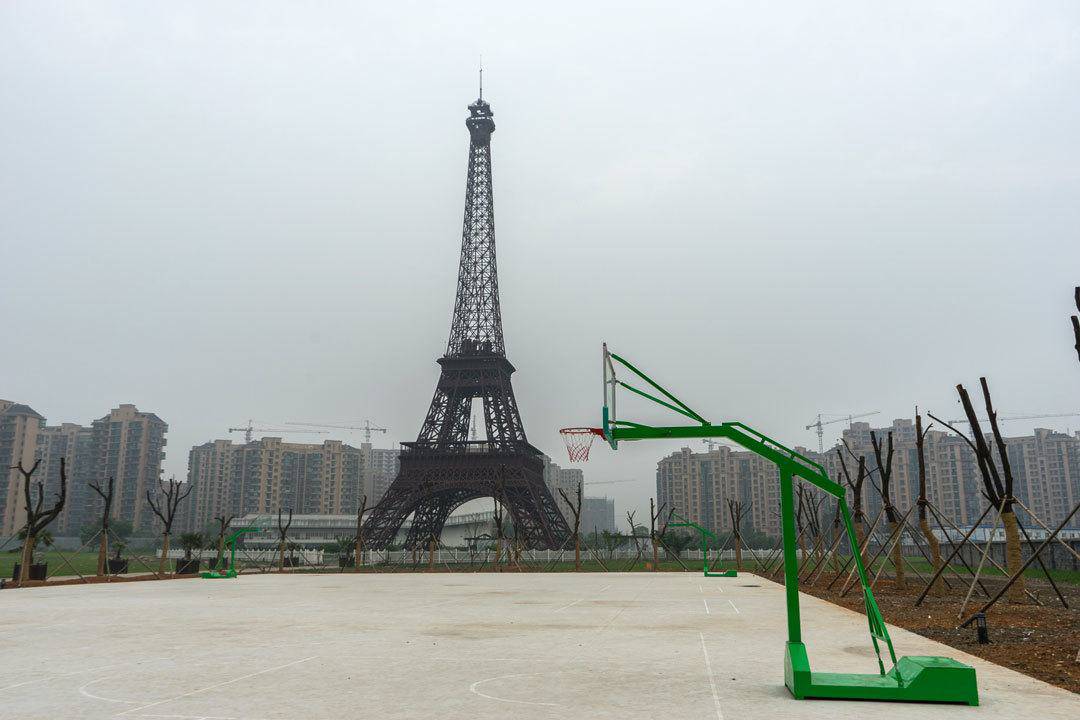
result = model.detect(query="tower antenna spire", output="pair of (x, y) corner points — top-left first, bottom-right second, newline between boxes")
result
(479, 55), (483, 100)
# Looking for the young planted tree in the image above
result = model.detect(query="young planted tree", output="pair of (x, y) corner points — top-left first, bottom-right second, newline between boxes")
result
(88, 475), (115, 576)
(557, 481), (584, 571)
(870, 430), (904, 588)
(837, 446), (868, 548)
(276, 508), (293, 571)
(726, 499), (751, 570)
(914, 411), (943, 595)
(794, 483), (809, 566)
(212, 514), (236, 570)
(354, 494), (368, 571)
(14, 459), (67, 584)
(179, 532), (204, 566)
(648, 499), (662, 570)
(146, 477), (192, 575)
(960, 379), (1025, 601)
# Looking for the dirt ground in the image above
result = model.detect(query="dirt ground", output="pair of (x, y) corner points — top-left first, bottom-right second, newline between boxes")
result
(798, 571), (1080, 694)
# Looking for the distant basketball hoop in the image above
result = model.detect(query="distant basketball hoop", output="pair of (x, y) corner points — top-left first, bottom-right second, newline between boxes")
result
(559, 427), (605, 462)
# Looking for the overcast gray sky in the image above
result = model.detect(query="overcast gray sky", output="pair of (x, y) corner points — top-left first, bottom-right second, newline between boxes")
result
(3, 2), (1079, 521)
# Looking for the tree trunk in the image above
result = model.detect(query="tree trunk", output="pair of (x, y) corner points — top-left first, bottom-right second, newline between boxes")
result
(919, 518), (942, 595)
(279, 540), (286, 572)
(354, 536), (362, 572)
(652, 541), (659, 571)
(97, 529), (109, 577)
(734, 536), (743, 571)
(216, 535), (225, 570)
(494, 539), (501, 568)
(574, 535), (581, 572)
(854, 519), (867, 571)
(428, 537), (436, 572)
(1002, 509), (1026, 602)
(889, 519), (905, 589)
(18, 534), (37, 584)
(159, 533), (171, 575)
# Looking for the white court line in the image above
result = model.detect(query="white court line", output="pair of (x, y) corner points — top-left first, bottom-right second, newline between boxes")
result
(699, 633), (725, 720)
(117, 656), (316, 717)
(703, 599), (710, 615)
(597, 584), (611, 593)
(727, 599), (740, 614)
(79, 676), (139, 704)
(554, 598), (585, 612)
(470, 673), (560, 707)
(0, 662), (123, 694)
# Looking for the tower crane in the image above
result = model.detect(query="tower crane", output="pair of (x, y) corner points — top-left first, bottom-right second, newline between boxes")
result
(946, 411), (1080, 426)
(586, 479), (635, 486)
(285, 420), (388, 444)
(227, 420), (327, 444)
(805, 411), (879, 453)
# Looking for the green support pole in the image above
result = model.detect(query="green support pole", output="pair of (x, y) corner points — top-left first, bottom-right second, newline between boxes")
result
(201, 527), (260, 579)
(778, 467), (801, 645)
(670, 512), (737, 577)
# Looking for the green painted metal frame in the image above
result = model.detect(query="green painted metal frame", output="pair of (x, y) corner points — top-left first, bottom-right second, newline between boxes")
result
(200, 527), (261, 579)
(598, 347), (978, 705)
(669, 512), (737, 577)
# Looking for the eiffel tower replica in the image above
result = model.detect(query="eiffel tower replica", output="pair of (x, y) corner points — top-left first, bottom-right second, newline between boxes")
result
(365, 87), (571, 551)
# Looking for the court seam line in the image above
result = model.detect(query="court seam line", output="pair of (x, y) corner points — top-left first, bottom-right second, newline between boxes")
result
(727, 599), (740, 614)
(699, 632), (725, 720)
(115, 656), (316, 717)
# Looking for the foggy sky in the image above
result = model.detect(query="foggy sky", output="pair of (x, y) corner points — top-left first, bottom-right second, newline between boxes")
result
(3, 2), (1079, 521)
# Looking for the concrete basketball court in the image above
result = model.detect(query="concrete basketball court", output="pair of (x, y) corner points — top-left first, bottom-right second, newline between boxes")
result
(1, 572), (1076, 719)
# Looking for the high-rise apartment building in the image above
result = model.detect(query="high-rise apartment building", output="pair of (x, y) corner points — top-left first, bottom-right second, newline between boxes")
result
(186, 437), (365, 531)
(35, 423), (95, 534)
(1, 401), (167, 536)
(361, 443), (400, 506)
(91, 405), (169, 531)
(656, 421), (1080, 541)
(582, 496), (616, 534)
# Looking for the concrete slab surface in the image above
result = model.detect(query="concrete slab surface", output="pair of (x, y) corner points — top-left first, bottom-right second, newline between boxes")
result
(1, 572), (1076, 719)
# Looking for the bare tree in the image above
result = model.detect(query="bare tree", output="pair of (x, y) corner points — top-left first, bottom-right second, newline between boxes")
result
(354, 494), (368, 571)
(968, 379), (1025, 601)
(212, 513), (236, 570)
(557, 481), (584, 571)
(837, 444), (868, 549)
(146, 477), (192, 575)
(648, 498), (661, 570)
(870, 430), (905, 588)
(14, 459), (67, 584)
(276, 508), (293, 571)
(914, 411), (943, 595)
(726, 499), (751, 570)
(932, 379), (1026, 600)
(88, 475), (115, 577)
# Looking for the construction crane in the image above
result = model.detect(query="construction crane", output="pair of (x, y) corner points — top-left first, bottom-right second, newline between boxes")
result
(285, 419), (388, 444)
(227, 420), (327, 444)
(586, 479), (635, 486)
(946, 411), (1080, 426)
(805, 411), (879, 453)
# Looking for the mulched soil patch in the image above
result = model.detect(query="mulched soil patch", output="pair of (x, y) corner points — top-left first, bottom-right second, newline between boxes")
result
(799, 572), (1080, 694)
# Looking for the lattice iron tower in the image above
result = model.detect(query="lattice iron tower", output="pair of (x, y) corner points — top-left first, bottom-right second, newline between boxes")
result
(364, 90), (571, 550)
